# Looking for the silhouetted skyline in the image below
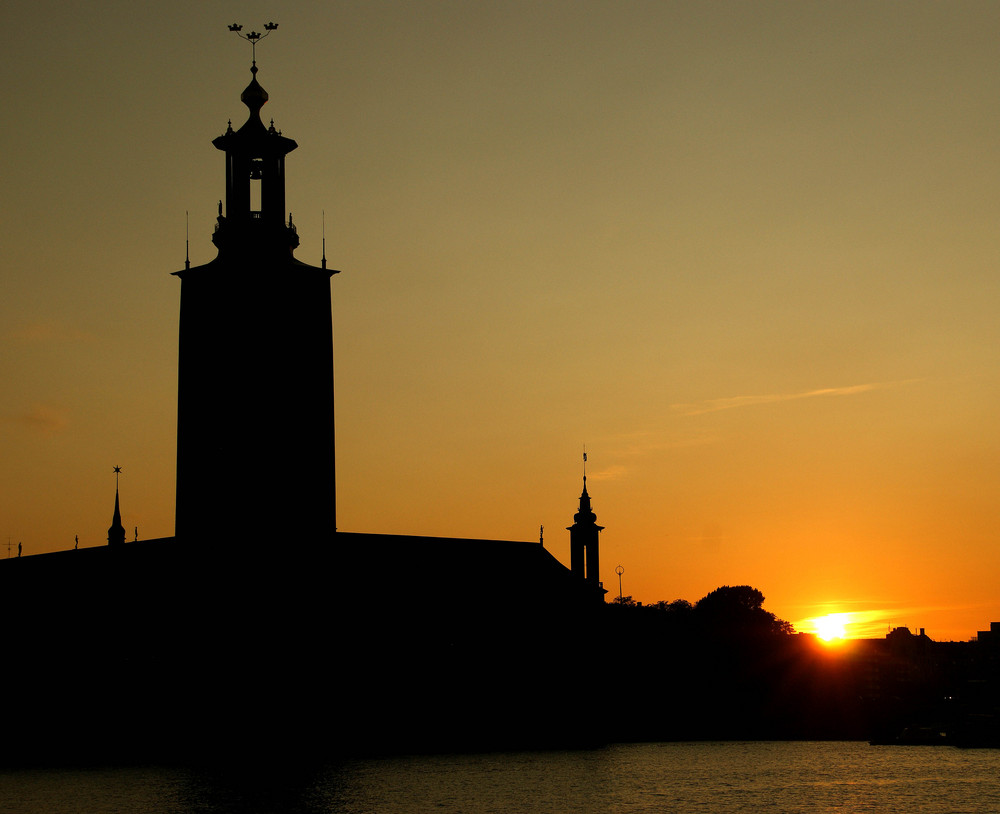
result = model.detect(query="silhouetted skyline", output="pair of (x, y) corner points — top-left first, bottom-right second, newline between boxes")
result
(4, 3), (1000, 642)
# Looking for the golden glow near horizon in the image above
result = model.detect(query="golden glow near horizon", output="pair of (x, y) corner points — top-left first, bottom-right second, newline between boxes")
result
(4, 2), (1000, 643)
(799, 612), (850, 643)
(816, 614), (848, 643)
(792, 607), (930, 642)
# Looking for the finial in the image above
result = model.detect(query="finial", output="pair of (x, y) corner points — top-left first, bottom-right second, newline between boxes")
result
(319, 212), (341, 275)
(229, 21), (279, 68)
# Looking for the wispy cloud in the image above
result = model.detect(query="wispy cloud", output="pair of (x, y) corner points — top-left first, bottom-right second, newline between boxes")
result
(790, 599), (989, 640)
(672, 380), (920, 417)
(586, 464), (626, 481)
(3, 404), (69, 436)
(599, 428), (723, 456)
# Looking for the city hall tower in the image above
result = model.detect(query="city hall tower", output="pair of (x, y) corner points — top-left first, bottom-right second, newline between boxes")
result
(174, 45), (337, 546)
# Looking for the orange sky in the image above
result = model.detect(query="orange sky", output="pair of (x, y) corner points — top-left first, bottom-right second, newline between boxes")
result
(3, 1), (1000, 642)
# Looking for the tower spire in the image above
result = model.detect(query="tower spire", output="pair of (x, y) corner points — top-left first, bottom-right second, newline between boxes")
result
(108, 465), (126, 546)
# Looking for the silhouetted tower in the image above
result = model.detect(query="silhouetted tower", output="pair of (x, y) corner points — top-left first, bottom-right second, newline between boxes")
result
(174, 47), (338, 545)
(567, 475), (603, 587)
(108, 466), (126, 546)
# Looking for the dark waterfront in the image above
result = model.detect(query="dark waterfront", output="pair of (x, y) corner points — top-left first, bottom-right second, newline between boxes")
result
(2, 742), (999, 814)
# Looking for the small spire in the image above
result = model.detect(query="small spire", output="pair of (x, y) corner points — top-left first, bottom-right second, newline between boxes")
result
(574, 452), (597, 523)
(108, 465), (126, 546)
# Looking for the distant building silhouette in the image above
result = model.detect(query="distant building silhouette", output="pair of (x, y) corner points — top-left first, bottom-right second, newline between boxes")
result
(173, 60), (337, 544)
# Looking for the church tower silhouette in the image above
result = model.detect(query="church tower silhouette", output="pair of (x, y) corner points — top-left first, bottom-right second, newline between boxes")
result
(568, 474), (603, 587)
(173, 57), (338, 545)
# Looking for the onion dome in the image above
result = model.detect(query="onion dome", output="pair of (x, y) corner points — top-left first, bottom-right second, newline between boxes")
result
(240, 63), (269, 128)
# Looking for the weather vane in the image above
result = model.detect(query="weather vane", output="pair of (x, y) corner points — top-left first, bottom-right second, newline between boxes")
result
(228, 22), (279, 66)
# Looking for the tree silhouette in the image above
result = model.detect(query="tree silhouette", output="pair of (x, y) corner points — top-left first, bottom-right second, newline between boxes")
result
(695, 585), (793, 636)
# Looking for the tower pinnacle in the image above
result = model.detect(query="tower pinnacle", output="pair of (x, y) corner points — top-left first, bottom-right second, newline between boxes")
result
(228, 21), (279, 67)
(229, 22), (279, 129)
(108, 465), (126, 546)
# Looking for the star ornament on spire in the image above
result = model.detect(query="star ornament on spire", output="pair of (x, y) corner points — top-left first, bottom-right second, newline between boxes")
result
(113, 465), (122, 475)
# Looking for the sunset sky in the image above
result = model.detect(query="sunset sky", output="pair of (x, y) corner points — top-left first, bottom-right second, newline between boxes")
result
(4, 1), (1000, 642)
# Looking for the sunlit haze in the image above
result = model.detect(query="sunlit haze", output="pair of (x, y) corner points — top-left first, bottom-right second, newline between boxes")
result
(803, 612), (850, 642)
(4, 2), (1000, 642)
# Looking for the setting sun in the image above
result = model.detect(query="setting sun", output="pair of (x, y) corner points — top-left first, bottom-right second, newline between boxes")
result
(814, 613), (849, 642)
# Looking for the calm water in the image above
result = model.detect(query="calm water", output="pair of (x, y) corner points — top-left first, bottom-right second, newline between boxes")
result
(2, 742), (999, 814)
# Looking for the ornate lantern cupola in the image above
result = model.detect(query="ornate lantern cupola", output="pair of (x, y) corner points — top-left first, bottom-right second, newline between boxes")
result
(211, 51), (299, 260)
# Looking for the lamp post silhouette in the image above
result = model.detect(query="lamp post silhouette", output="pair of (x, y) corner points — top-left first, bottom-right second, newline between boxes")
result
(615, 564), (624, 603)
